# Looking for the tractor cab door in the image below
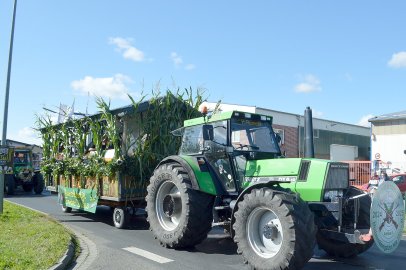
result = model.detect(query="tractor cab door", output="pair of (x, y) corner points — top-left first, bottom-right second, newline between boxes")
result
(203, 120), (237, 192)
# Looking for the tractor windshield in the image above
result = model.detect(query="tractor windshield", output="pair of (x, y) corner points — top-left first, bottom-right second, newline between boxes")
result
(231, 118), (280, 153)
(14, 151), (30, 165)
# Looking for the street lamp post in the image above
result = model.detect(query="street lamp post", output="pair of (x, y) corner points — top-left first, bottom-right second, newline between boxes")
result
(0, 0), (18, 214)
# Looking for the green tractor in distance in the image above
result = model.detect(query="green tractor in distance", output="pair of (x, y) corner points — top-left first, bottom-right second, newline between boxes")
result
(4, 147), (44, 195)
(146, 108), (374, 270)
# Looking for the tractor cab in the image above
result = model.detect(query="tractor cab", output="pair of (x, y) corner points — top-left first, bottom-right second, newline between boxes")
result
(176, 111), (281, 193)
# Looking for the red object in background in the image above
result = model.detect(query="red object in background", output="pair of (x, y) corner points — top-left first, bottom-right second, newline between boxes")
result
(356, 173), (406, 195)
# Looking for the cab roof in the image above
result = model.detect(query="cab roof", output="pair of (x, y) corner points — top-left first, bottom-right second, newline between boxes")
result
(183, 110), (273, 127)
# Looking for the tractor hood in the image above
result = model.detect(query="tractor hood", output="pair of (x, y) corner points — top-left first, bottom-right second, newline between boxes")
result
(243, 158), (346, 202)
(244, 158), (302, 183)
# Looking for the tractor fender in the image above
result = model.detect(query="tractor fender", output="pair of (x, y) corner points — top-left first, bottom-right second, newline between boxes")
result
(156, 155), (201, 191)
(229, 181), (295, 238)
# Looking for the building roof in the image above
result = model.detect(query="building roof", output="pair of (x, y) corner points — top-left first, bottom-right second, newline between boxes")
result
(369, 110), (406, 123)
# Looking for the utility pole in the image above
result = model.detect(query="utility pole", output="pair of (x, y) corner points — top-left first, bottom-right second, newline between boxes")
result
(1, 0), (18, 214)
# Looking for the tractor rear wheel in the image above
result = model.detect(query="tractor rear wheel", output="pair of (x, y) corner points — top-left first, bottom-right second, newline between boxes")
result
(146, 163), (214, 248)
(316, 187), (374, 258)
(233, 188), (316, 270)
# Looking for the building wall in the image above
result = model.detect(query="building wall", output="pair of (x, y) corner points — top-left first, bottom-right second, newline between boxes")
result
(371, 120), (406, 173)
(273, 124), (298, 158)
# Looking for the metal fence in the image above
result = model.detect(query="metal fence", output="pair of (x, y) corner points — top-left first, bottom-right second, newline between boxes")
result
(342, 161), (372, 186)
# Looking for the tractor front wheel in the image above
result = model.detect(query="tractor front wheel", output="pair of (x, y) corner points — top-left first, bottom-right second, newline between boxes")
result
(233, 188), (316, 270)
(316, 187), (374, 257)
(5, 175), (15, 195)
(22, 183), (33, 192)
(146, 163), (214, 248)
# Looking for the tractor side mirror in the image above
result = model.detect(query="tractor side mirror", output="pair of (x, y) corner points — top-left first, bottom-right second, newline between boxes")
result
(202, 125), (214, 141)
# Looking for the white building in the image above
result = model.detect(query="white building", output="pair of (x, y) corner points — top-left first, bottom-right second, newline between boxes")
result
(369, 111), (406, 173)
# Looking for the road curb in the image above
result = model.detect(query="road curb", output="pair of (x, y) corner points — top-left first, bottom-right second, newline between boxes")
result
(49, 239), (75, 270)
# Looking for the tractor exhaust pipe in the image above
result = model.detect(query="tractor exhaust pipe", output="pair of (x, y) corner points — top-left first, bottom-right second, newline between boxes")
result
(304, 106), (315, 158)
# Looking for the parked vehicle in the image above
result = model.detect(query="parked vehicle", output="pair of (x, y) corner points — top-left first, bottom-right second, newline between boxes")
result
(3, 147), (44, 195)
(358, 173), (406, 195)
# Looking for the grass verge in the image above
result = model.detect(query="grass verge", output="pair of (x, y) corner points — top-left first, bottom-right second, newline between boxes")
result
(0, 200), (71, 270)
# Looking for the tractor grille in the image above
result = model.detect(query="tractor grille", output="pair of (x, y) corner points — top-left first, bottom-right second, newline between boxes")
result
(324, 163), (349, 190)
(298, 160), (311, 181)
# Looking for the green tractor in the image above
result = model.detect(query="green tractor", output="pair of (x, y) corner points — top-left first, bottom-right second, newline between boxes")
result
(4, 147), (44, 195)
(146, 108), (374, 270)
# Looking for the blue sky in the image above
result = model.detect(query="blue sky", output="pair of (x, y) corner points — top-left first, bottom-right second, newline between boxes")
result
(1, 1), (406, 145)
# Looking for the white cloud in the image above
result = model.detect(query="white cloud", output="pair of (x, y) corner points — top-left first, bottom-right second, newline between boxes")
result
(71, 74), (133, 100)
(185, 64), (196, 70)
(388, 51), (406, 68)
(11, 127), (42, 146)
(170, 52), (183, 67)
(170, 52), (195, 71)
(294, 74), (321, 93)
(357, 114), (374, 127)
(109, 37), (145, 62)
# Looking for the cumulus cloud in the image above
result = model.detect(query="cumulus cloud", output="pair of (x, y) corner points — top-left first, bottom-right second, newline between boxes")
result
(388, 51), (406, 68)
(71, 74), (133, 100)
(294, 74), (321, 93)
(11, 127), (42, 145)
(170, 52), (195, 70)
(109, 37), (145, 62)
(170, 52), (183, 67)
(357, 114), (374, 127)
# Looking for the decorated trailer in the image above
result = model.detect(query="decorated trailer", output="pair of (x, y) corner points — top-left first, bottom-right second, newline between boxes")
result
(38, 90), (203, 228)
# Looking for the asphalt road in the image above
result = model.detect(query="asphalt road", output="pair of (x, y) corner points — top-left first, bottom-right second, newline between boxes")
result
(5, 190), (406, 270)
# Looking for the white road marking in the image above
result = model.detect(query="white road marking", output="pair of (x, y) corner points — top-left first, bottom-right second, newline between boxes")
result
(123, 246), (174, 264)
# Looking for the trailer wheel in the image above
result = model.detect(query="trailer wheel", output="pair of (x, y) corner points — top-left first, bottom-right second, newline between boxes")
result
(5, 175), (15, 195)
(62, 205), (72, 213)
(33, 173), (44, 194)
(146, 163), (214, 248)
(233, 188), (316, 270)
(316, 187), (374, 258)
(113, 207), (127, 229)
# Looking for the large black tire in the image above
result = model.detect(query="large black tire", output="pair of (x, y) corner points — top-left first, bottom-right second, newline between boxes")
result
(33, 173), (44, 194)
(22, 183), (33, 192)
(146, 163), (214, 248)
(233, 188), (316, 270)
(113, 207), (127, 229)
(61, 205), (72, 213)
(316, 187), (374, 258)
(5, 175), (15, 195)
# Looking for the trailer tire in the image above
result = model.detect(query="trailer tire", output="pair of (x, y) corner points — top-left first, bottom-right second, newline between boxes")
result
(113, 207), (127, 229)
(33, 173), (44, 194)
(62, 205), (72, 213)
(233, 188), (316, 270)
(5, 175), (15, 195)
(316, 187), (374, 258)
(146, 163), (214, 248)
